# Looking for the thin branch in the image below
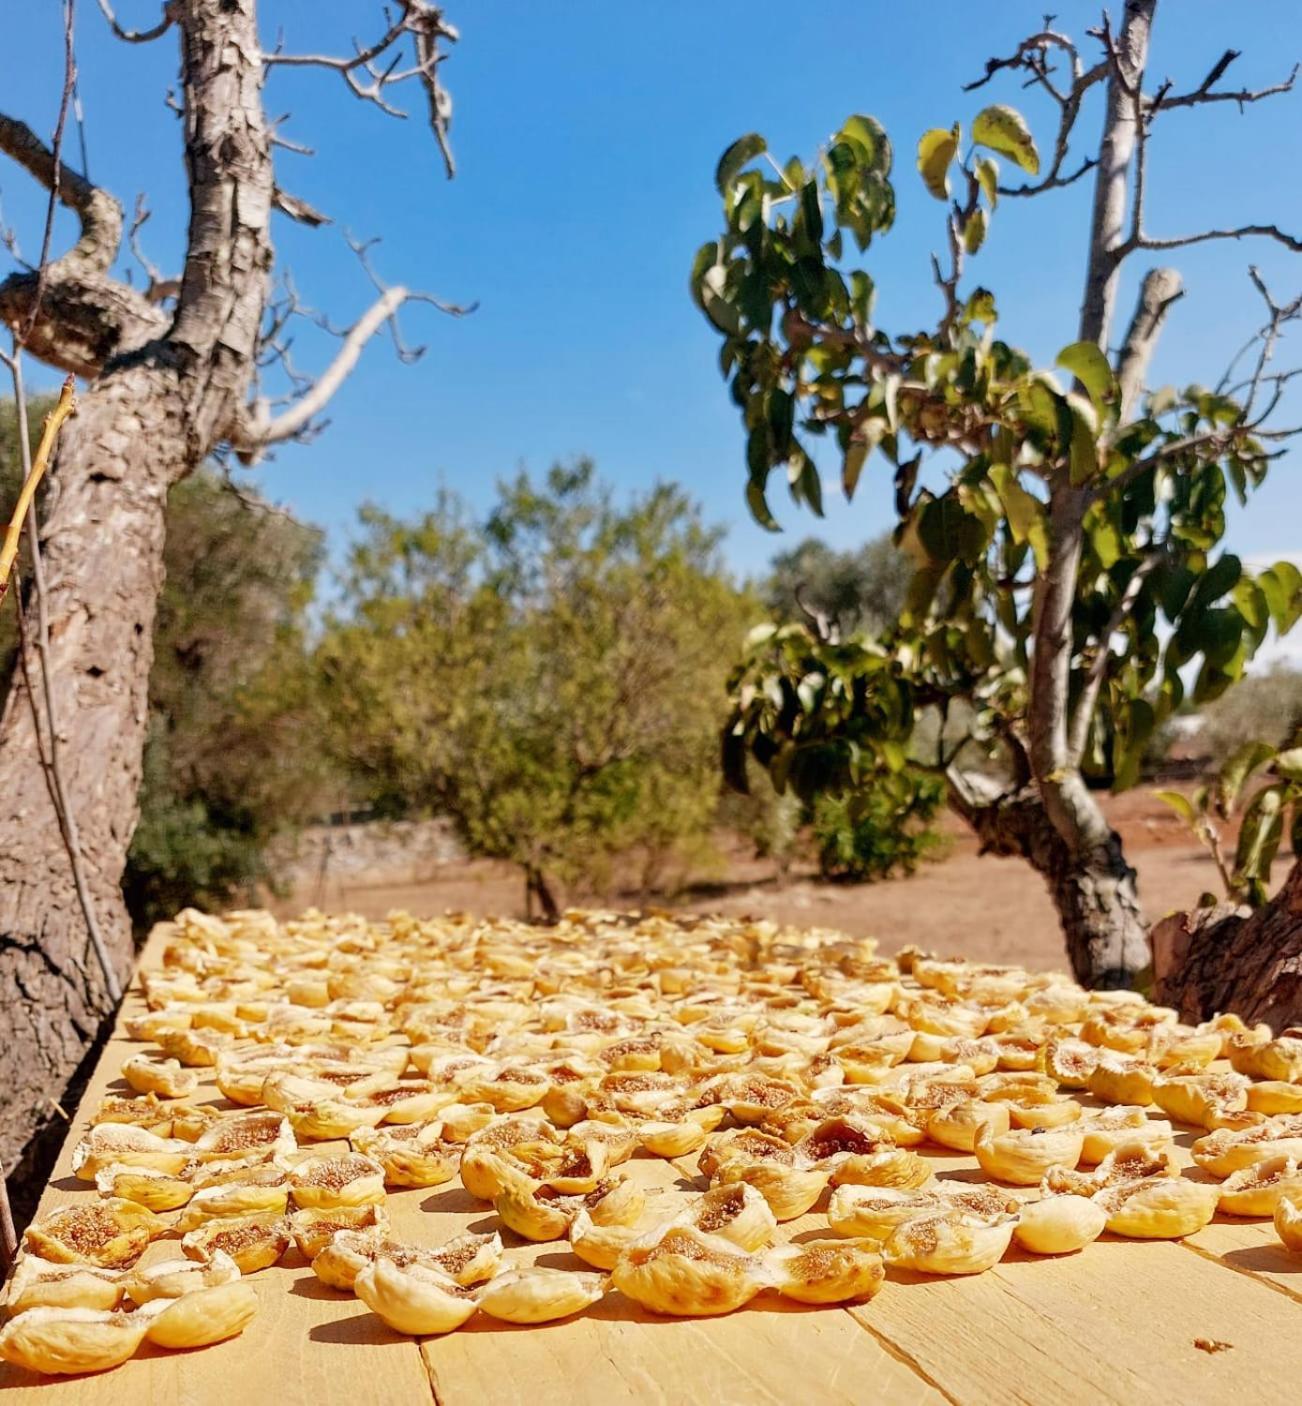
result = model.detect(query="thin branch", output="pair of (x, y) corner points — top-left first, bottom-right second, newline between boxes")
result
(1126, 222), (1302, 257)
(263, 1), (460, 178)
(23, 0), (78, 345)
(126, 193), (180, 303)
(95, 0), (174, 43)
(272, 187), (332, 228)
(0, 375), (77, 605)
(1089, 429), (1232, 506)
(1156, 53), (1298, 110)
(234, 241), (474, 458)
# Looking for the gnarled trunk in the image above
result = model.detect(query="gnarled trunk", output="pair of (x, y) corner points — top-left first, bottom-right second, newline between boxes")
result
(0, 363), (186, 1170)
(950, 780), (1150, 988)
(1151, 859), (1302, 1028)
(0, 0), (273, 1190)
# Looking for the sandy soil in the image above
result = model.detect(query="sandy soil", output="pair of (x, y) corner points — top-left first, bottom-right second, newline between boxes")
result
(270, 786), (1257, 974)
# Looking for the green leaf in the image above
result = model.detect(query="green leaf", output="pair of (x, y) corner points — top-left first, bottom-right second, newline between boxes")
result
(1257, 560), (1302, 633)
(842, 421), (884, 500)
(962, 207), (987, 254)
(1234, 784), (1285, 887)
(840, 114), (892, 173)
(697, 262), (741, 334)
(745, 479), (780, 532)
(1216, 739), (1278, 817)
(965, 287), (997, 323)
(917, 125), (959, 201)
(716, 133), (766, 194)
(975, 156), (999, 208)
(1056, 341), (1116, 409)
(972, 104), (1040, 175)
(989, 465), (1045, 561)
(1154, 789), (1197, 825)
(1274, 746), (1302, 782)
(1068, 399), (1100, 485)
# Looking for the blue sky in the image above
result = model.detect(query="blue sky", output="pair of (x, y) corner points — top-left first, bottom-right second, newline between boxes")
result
(3, 1), (1301, 588)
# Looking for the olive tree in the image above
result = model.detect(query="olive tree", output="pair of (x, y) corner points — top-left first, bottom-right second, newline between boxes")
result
(694, 0), (1301, 988)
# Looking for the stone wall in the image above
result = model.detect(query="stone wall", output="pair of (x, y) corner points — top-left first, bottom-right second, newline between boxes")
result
(278, 817), (466, 886)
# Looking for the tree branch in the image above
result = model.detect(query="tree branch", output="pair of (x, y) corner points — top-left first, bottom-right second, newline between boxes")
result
(1156, 53), (1298, 110)
(263, 1), (460, 178)
(1114, 266), (1183, 421)
(232, 257), (474, 460)
(95, 0), (175, 44)
(1067, 546), (1165, 764)
(1126, 223), (1302, 256)
(0, 111), (165, 374)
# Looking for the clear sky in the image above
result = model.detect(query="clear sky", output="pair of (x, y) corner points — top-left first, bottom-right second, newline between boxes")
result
(3, 1), (1300, 590)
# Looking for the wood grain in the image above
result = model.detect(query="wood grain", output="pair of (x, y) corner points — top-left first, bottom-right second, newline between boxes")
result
(4, 931), (1301, 1406)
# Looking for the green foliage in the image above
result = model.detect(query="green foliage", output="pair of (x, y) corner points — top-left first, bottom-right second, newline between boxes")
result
(123, 471), (332, 928)
(764, 533), (911, 637)
(1158, 727), (1302, 908)
(319, 461), (754, 904)
(1192, 664), (1302, 765)
(811, 771), (945, 882)
(4, 413), (331, 931)
(694, 107), (1301, 818)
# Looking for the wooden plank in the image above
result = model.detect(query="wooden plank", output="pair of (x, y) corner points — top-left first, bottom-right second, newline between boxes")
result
(6, 928), (1301, 1406)
(0, 953), (437, 1406)
(852, 1236), (1302, 1405)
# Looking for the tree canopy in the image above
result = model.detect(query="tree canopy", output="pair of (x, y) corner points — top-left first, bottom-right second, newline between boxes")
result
(318, 460), (754, 914)
(693, 5), (1302, 985)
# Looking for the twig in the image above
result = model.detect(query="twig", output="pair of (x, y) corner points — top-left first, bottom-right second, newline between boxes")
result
(0, 375), (76, 604)
(95, 0), (174, 44)
(23, 0), (78, 345)
(0, 1161), (16, 1273)
(263, 1), (460, 178)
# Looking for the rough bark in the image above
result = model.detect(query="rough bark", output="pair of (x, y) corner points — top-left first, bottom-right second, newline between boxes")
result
(0, 0), (273, 1174)
(949, 779), (1149, 989)
(1151, 859), (1302, 1028)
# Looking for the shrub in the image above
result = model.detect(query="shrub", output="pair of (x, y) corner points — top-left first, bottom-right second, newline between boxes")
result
(811, 771), (946, 882)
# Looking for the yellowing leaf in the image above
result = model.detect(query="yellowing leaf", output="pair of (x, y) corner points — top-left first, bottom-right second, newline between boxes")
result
(1057, 341), (1116, 409)
(962, 207), (988, 254)
(917, 125), (959, 201)
(972, 105), (1039, 175)
(975, 155), (999, 208)
(989, 465), (1046, 565)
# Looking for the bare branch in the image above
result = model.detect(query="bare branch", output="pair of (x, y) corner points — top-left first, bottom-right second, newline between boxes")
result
(1157, 54), (1298, 110)
(1128, 223), (1302, 256)
(232, 239), (475, 459)
(1115, 266), (1183, 421)
(262, 1), (460, 178)
(272, 187), (332, 228)
(127, 193), (180, 303)
(965, 27), (1087, 94)
(95, 0), (174, 44)
(0, 112), (166, 374)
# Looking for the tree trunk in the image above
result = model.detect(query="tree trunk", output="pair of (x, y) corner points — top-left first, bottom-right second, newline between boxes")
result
(0, 0), (273, 1187)
(949, 780), (1150, 988)
(1151, 858), (1302, 1028)
(525, 865), (561, 924)
(0, 364), (187, 1171)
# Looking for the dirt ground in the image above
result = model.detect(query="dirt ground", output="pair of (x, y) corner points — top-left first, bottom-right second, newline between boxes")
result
(272, 787), (1257, 974)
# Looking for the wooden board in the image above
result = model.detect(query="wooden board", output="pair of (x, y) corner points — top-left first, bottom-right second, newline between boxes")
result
(4, 933), (1301, 1406)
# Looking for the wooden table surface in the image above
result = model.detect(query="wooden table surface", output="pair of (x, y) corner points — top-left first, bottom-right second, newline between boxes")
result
(3, 934), (1301, 1406)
